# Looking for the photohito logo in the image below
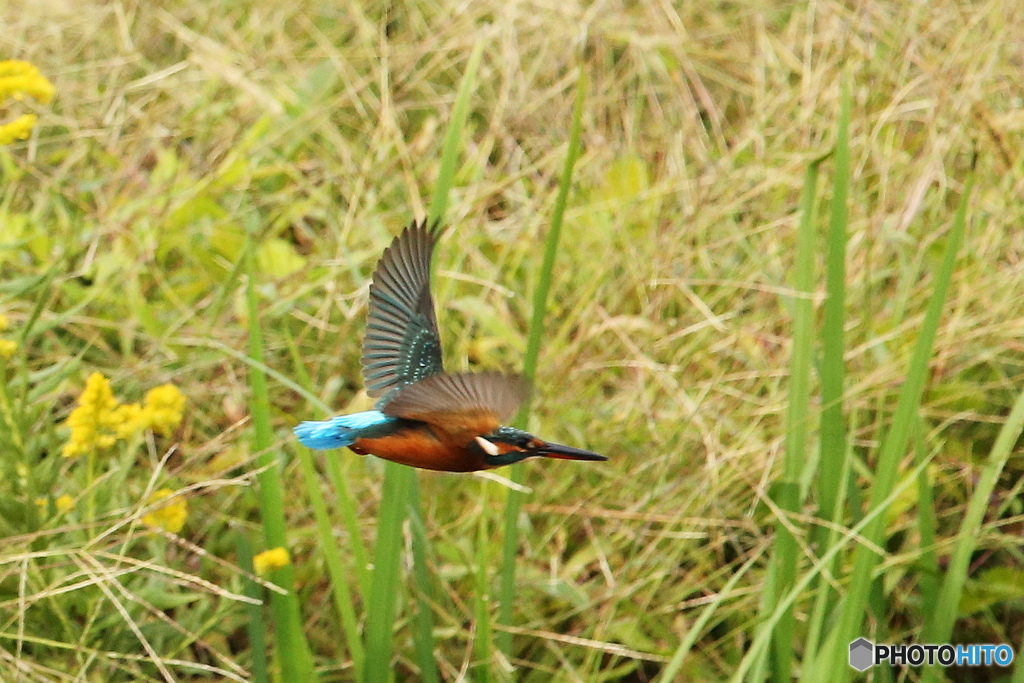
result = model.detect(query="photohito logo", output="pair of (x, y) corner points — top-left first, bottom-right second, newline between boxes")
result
(849, 638), (1014, 671)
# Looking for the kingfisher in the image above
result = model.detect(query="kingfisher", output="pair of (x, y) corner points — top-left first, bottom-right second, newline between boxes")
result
(294, 219), (606, 472)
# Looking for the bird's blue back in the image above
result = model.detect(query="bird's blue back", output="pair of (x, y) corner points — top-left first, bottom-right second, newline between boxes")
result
(294, 410), (397, 450)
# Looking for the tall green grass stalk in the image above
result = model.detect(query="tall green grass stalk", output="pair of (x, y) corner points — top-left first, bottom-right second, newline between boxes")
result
(814, 74), (851, 547)
(800, 75), (851, 672)
(363, 463), (413, 683)
(818, 159), (975, 680)
(472, 514), (493, 683)
(245, 235), (317, 681)
(296, 447), (365, 678)
(920, 332), (1024, 679)
(407, 487), (440, 683)
(285, 322), (371, 672)
(324, 456), (372, 599)
(764, 156), (821, 682)
(362, 39), (483, 683)
(236, 533), (269, 683)
(496, 71), (587, 657)
(912, 421), (940, 627)
(659, 546), (766, 681)
(735, 451), (937, 682)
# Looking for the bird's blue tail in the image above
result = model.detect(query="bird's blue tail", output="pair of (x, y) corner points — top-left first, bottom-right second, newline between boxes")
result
(294, 410), (397, 450)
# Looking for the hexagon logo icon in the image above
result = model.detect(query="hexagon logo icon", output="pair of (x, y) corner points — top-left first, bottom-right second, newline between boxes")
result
(849, 638), (874, 671)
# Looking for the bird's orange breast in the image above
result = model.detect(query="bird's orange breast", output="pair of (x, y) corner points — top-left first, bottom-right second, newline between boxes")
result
(350, 425), (489, 472)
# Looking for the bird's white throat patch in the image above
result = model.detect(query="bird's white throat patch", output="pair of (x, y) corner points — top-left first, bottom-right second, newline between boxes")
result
(475, 436), (500, 456)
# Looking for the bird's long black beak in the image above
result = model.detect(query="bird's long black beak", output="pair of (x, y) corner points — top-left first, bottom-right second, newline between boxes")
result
(538, 441), (607, 462)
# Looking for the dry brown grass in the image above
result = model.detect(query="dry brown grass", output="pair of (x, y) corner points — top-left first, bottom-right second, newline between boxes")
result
(2, 0), (1023, 680)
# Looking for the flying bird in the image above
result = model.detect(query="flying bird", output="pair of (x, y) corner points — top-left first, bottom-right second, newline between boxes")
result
(294, 219), (606, 472)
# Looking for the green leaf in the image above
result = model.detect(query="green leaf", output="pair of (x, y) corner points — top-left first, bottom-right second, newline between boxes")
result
(256, 238), (306, 278)
(135, 587), (203, 610)
(959, 567), (1024, 615)
(598, 155), (649, 203)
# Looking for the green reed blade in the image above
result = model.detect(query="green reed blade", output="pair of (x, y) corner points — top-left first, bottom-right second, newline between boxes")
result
(363, 39), (483, 683)
(296, 445), (364, 679)
(821, 160), (974, 680)
(801, 73), (851, 673)
(497, 70), (587, 656)
(245, 233), (317, 681)
(764, 156), (821, 682)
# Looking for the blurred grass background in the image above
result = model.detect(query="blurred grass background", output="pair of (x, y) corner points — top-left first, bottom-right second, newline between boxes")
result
(2, 0), (1024, 681)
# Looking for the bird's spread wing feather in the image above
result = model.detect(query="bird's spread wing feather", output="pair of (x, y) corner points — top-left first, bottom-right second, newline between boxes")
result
(381, 372), (529, 430)
(362, 219), (445, 401)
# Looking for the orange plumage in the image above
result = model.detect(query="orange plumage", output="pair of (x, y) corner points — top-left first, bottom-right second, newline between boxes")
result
(351, 428), (486, 472)
(294, 219), (607, 472)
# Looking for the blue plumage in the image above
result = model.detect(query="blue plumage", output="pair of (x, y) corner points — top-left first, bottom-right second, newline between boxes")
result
(291, 219), (606, 471)
(294, 410), (397, 450)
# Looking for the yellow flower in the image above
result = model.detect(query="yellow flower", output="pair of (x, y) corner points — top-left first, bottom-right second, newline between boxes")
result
(34, 494), (75, 515)
(62, 373), (122, 458)
(111, 402), (147, 439)
(141, 488), (187, 534)
(0, 114), (37, 145)
(0, 60), (55, 103)
(0, 315), (14, 359)
(253, 547), (291, 575)
(141, 384), (186, 436)
(0, 61), (54, 147)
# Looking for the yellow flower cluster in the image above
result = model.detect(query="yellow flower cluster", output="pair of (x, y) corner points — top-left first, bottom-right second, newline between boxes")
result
(0, 61), (55, 102)
(142, 384), (187, 436)
(141, 488), (188, 533)
(63, 373), (120, 457)
(253, 547), (291, 575)
(35, 494), (74, 516)
(62, 373), (186, 458)
(0, 312), (14, 359)
(0, 115), (37, 145)
(0, 61), (54, 146)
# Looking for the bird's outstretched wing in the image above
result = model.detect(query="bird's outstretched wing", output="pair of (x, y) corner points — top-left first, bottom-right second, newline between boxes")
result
(381, 372), (529, 432)
(362, 219), (445, 402)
